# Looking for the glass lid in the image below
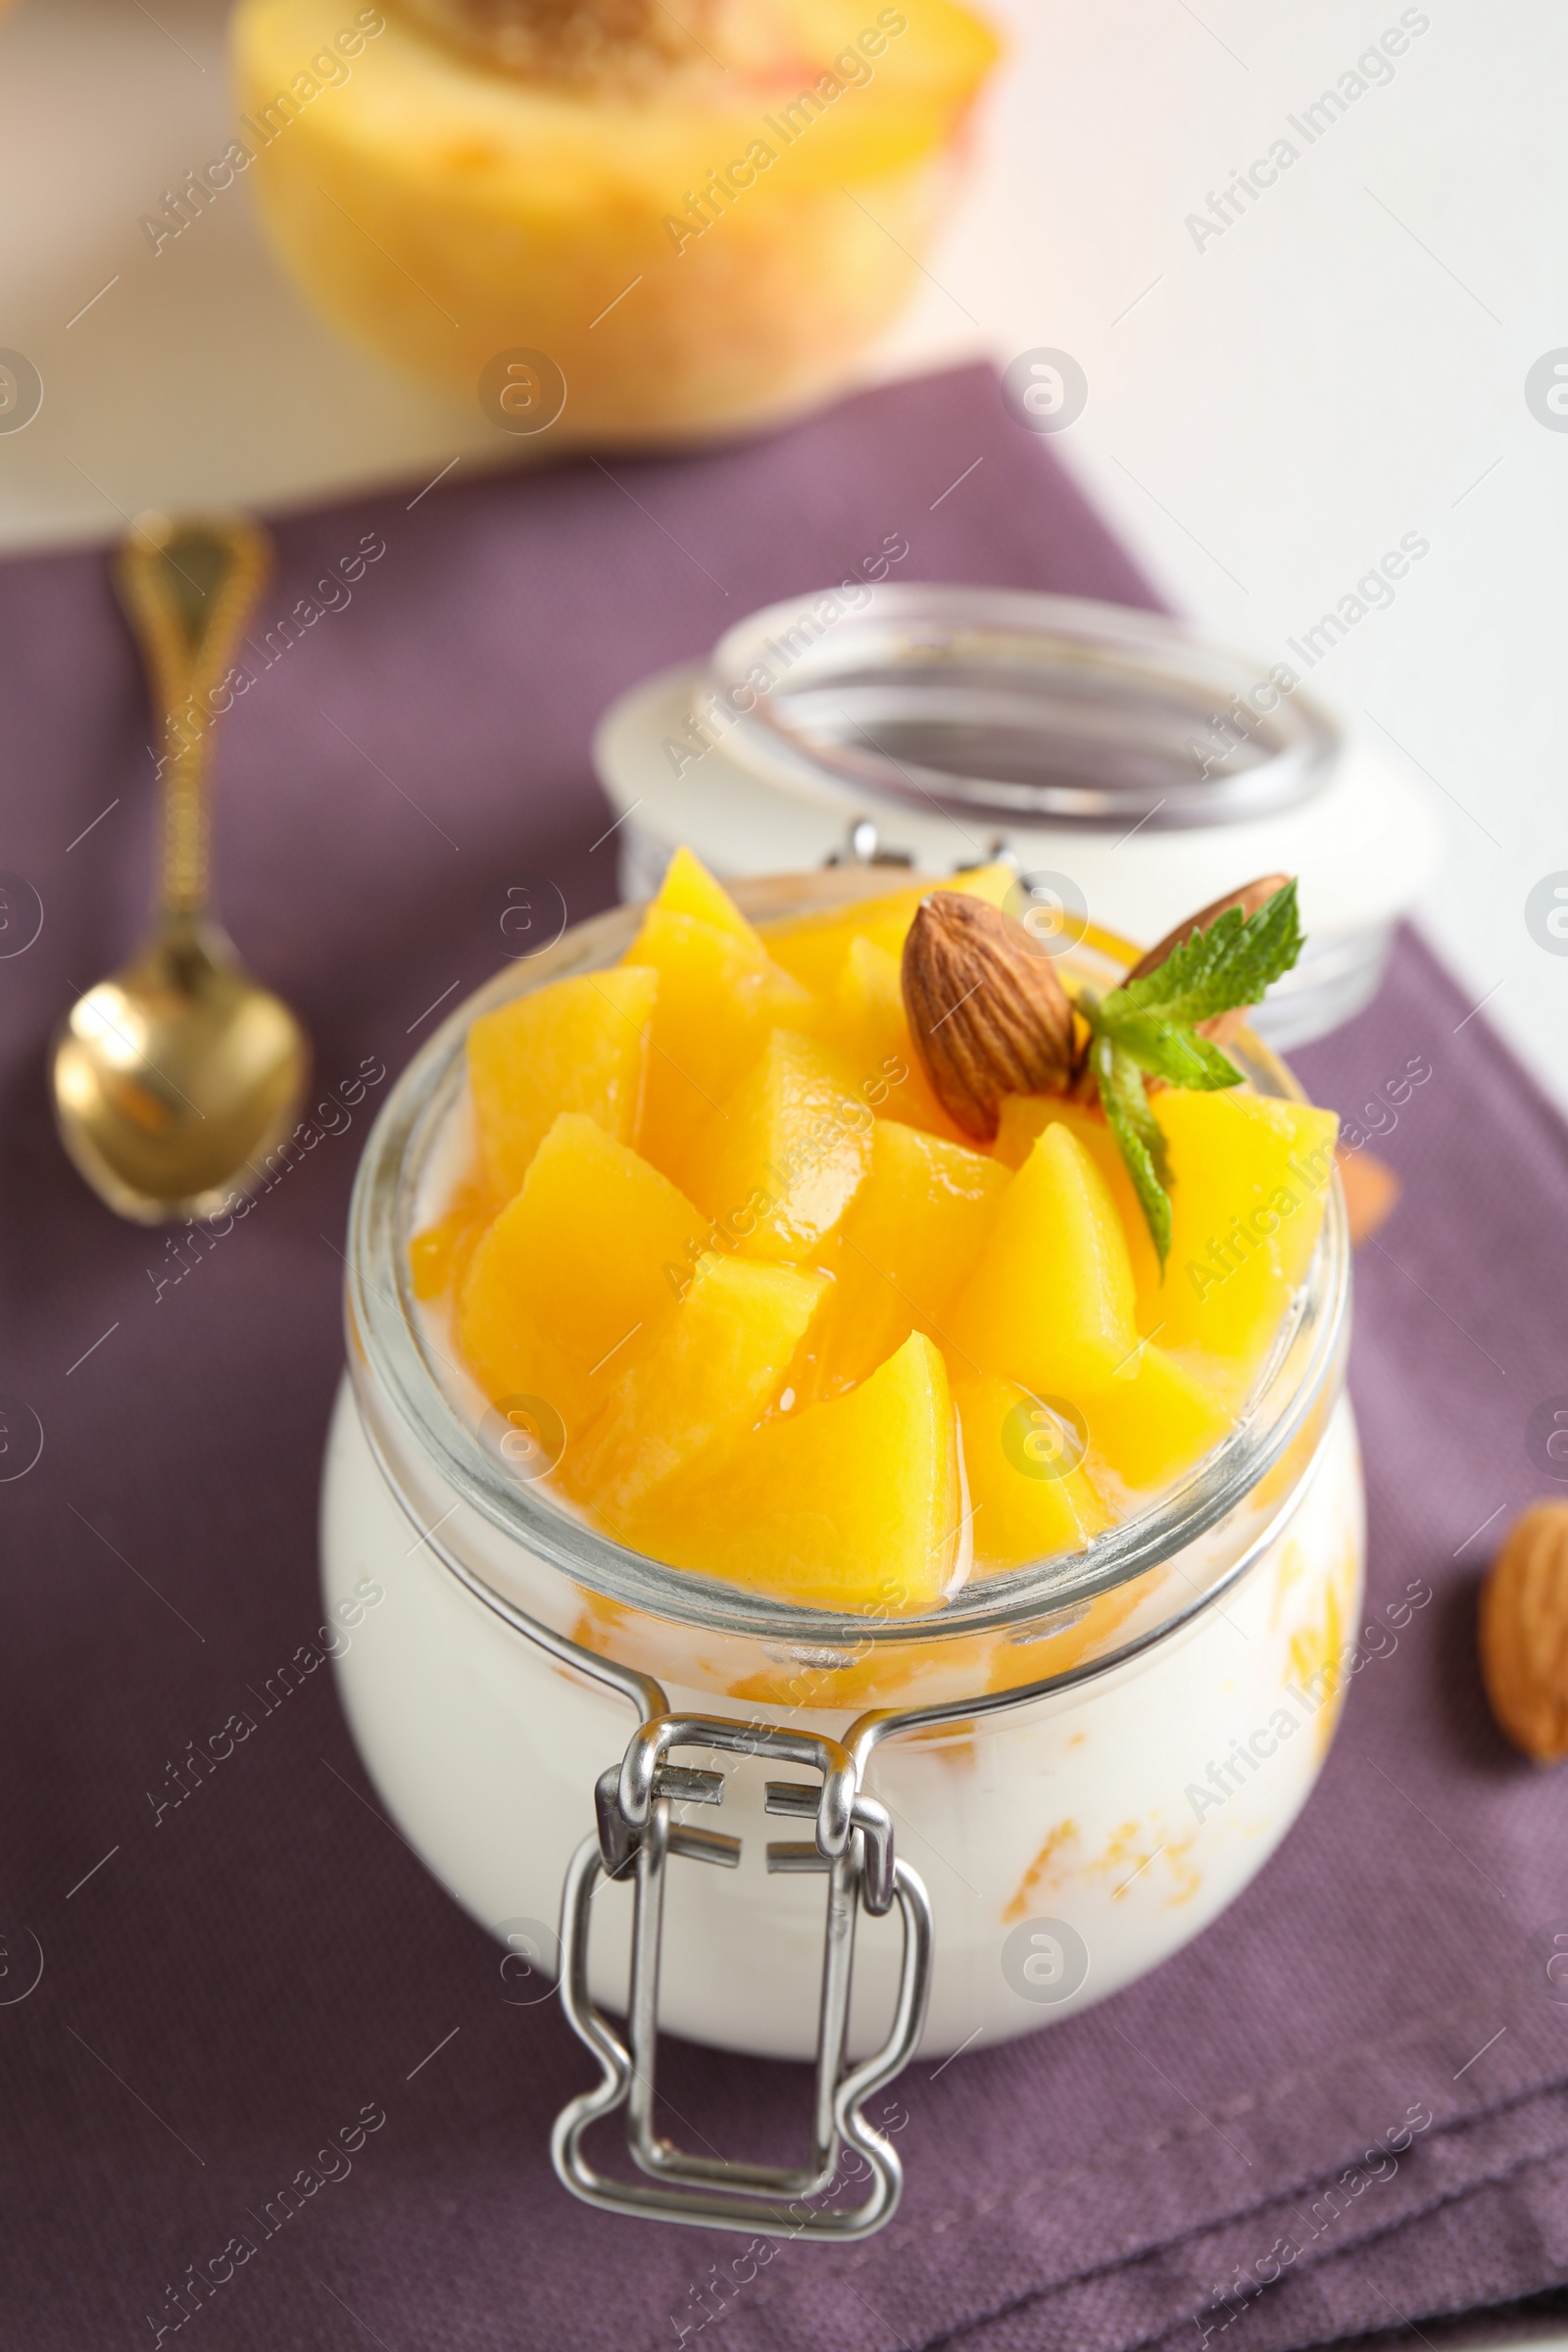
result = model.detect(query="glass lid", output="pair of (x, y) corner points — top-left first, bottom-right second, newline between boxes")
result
(710, 587), (1339, 828)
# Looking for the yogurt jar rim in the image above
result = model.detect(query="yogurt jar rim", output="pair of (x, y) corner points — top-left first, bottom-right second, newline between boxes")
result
(344, 868), (1350, 1652)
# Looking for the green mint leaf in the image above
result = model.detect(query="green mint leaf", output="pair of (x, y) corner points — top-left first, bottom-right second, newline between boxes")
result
(1094, 1032), (1171, 1269)
(1101, 879), (1302, 1036)
(1105, 1012), (1244, 1093)
(1082, 880), (1308, 1270)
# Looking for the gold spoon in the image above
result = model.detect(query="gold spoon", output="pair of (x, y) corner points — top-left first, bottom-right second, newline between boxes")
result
(51, 512), (310, 1225)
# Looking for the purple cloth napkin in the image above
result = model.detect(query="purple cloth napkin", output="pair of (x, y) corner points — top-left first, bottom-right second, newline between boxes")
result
(1, 363), (1564, 2352)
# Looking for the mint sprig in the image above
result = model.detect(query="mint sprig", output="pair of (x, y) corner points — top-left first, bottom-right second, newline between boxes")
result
(1094, 1031), (1172, 1267)
(1082, 879), (1303, 1269)
(1102, 879), (1302, 1039)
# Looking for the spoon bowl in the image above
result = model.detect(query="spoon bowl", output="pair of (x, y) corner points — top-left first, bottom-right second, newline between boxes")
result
(50, 513), (310, 1223)
(53, 913), (307, 1224)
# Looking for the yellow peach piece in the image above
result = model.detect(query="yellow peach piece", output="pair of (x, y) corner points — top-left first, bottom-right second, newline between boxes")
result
(941, 860), (1018, 912)
(995, 1093), (1162, 1323)
(762, 863), (1015, 996)
(647, 846), (760, 945)
(624, 906), (814, 1186)
(684, 1026), (872, 1260)
(1077, 1344), (1235, 1497)
(230, 0), (1001, 441)
(953, 1373), (1107, 1574)
(814, 1119), (1007, 1395)
(832, 935), (968, 1141)
(409, 1177), (491, 1301)
(632, 1331), (958, 1612)
(1154, 1091), (1340, 1362)
(565, 1251), (825, 1517)
(458, 1112), (704, 1421)
(949, 1123), (1140, 1394)
(456, 1299), (599, 1445)
(466, 963), (656, 1203)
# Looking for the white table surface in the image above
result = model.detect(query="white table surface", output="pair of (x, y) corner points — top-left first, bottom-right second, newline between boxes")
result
(4, 0), (1565, 1119)
(1, 7), (1564, 2337)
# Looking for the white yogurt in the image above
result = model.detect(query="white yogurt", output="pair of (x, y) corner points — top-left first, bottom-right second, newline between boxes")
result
(322, 1378), (1363, 2061)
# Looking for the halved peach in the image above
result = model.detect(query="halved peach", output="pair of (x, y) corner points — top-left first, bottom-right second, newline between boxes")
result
(231, 0), (1002, 439)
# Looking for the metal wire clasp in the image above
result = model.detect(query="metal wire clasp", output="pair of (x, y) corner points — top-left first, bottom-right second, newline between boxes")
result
(551, 1713), (933, 2237)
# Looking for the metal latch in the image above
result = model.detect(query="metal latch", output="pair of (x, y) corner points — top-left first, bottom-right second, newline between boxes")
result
(551, 1712), (933, 2237)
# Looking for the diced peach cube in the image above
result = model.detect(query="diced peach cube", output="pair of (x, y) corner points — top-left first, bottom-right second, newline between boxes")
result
(466, 964), (656, 1204)
(995, 1094), (1163, 1324)
(623, 907), (815, 1186)
(458, 1113), (705, 1433)
(832, 935), (969, 1142)
(646, 846), (762, 945)
(683, 1028), (873, 1262)
(813, 1120), (1008, 1396)
(953, 1373), (1107, 1573)
(1154, 1092), (1340, 1363)
(631, 1332), (958, 1613)
(564, 1253), (825, 1518)
(409, 1178), (490, 1303)
(1077, 1343), (1236, 1496)
(761, 864), (1016, 995)
(949, 1123), (1140, 1393)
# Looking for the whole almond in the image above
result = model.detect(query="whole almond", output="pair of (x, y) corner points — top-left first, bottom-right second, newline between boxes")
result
(902, 894), (1077, 1143)
(1123, 873), (1293, 1048)
(1479, 1500), (1568, 1763)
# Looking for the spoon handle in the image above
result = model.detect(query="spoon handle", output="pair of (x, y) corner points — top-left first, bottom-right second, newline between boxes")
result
(116, 512), (272, 917)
